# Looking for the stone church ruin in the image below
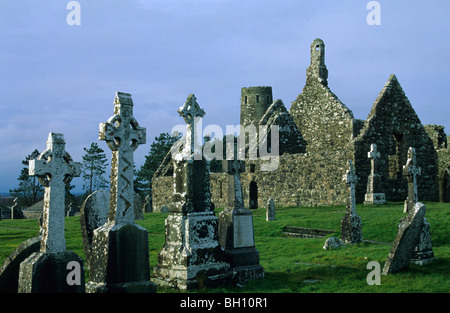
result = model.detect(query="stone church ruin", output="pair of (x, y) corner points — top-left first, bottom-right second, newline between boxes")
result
(153, 38), (450, 210)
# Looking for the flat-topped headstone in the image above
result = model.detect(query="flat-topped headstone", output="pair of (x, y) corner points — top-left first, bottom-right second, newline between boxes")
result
(87, 92), (155, 293)
(364, 144), (387, 205)
(154, 95), (230, 290)
(382, 202), (426, 275)
(18, 133), (84, 293)
(340, 160), (363, 244)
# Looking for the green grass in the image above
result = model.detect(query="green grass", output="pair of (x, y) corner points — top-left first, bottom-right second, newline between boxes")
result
(0, 202), (449, 293)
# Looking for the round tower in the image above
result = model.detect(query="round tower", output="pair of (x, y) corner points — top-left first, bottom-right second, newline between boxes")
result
(240, 86), (273, 128)
(306, 38), (328, 86)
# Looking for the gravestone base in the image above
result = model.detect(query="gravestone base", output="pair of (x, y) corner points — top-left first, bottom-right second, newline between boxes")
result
(87, 223), (156, 293)
(364, 193), (387, 205)
(18, 251), (85, 293)
(340, 213), (363, 244)
(153, 212), (231, 291)
(218, 209), (264, 286)
(86, 280), (156, 293)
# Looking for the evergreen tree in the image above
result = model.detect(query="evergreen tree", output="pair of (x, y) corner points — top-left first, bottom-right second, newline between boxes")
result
(9, 149), (44, 207)
(81, 142), (109, 194)
(135, 132), (180, 195)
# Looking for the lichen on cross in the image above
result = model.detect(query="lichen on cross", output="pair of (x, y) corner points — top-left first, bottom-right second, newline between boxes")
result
(29, 133), (81, 253)
(177, 94), (205, 160)
(99, 92), (146, 225)
(343, 160), (358, 215)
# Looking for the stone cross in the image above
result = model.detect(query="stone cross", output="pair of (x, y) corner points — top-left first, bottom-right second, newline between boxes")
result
(223, 158), (246, 210)
(99, 92), (146, 224)
(344, 160), (358, 215)
(29, 132), (81, 253)
(403, 147), (421, 213)
(177, 94), (205, 160)
(368, 143), (380, 174)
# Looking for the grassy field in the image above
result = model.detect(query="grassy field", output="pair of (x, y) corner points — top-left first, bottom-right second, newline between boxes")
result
(0, 202), (449, 293)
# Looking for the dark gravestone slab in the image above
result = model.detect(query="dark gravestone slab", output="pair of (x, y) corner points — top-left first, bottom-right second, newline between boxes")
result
(87, 223), (155, 293)
(0, 236), (40, 293)
(18, 251), (85, 293)
(382, 202), (426, 275)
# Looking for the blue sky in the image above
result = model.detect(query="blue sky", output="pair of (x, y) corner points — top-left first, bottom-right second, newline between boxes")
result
(1, 0), (449, 193)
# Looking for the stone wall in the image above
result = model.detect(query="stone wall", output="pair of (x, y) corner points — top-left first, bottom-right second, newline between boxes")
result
(153, 151), (351, 211)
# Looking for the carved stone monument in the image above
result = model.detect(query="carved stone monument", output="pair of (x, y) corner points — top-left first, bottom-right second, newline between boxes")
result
(340, 160), (363, 244)
(401, 147), (434, 265)
(18, 133), (85, 293)
(364, 144), (387, 205)
(403, 147), (421, 213)
(153, 94), (230, 290)
(218, 157), (264, 286)
(86, 92), (156, 293)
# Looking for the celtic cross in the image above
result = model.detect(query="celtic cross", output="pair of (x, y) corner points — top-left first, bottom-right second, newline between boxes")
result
(99, 92), (146, 224)
(29, 133), (81, 253)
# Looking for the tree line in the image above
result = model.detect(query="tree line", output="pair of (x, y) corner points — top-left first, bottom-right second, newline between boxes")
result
(8, 132), (180, 208)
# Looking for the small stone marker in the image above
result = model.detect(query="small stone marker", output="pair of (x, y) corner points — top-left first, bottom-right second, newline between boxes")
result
(87, 92), (156, 293)
(382, 202), (426, 275)
(403, 147), (421, 213)
(11, 198), (24, 219)
(218, 156), (264, 286)
(266, 198), (275, 221)
(364, 144), (387, 205)
(340, 160), (363, 244)
(154, 94), (230, 290)
(18, 132), (85, 293)
(323, 236), (344, 250)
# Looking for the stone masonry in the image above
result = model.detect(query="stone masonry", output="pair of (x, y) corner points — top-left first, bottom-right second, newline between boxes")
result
(153, 38), (447, 210)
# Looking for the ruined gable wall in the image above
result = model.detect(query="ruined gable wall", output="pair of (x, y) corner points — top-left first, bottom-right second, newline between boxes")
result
(289, 81), (356, 153)
(353, 75), (439, 202)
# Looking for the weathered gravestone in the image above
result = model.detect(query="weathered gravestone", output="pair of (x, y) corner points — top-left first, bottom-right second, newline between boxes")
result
(86, 92), (156, 293)
(218, 157), (264, 286)
(382, 202), (426, 275)
(153, 94), (230, 290)
(364, 144), (387, 205)
(340, 160), (363, 244)
(18, 132), (85, 293)
(0, 236), (40, 292)
(266, 198), (275, 221)
(79, 190), (109, 269)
